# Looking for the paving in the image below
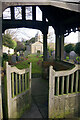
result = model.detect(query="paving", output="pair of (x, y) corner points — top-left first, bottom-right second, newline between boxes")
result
(21, 77), (49, 119)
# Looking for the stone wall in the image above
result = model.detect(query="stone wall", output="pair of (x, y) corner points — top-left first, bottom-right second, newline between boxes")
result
(49, 93), (80, 119)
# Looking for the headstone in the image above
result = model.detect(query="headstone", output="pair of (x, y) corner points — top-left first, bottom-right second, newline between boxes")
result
(11, 55), (16, 63)
(24, 51), (28, 57)
(52, 51), (55, 59)
(26, 45), (31, 54)
(69, 51), (77, 60)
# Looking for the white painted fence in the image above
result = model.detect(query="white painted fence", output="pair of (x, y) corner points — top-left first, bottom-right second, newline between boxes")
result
(49, 64), (80, 118)
(6, 62), (32, 118)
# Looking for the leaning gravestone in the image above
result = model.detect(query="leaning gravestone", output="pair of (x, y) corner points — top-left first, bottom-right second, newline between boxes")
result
(11, 55), (16, 63)
(69, 51), (77, 60)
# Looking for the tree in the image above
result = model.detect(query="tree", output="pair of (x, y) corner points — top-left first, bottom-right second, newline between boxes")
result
(74, 42), (80, 56)
(2, 33), (17, 49)
(64, 43), (74, 55)
(15, 41), (26, 52)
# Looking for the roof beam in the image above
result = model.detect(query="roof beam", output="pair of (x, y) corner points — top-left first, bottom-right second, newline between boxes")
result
(2, 19), (48, 33)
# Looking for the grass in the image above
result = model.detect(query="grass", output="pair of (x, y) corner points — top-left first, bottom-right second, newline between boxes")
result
(14, 54), (43, 74)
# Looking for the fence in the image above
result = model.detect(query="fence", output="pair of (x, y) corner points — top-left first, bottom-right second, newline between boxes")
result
(49, 64), (80, 118)
(6, 62), (32, 118)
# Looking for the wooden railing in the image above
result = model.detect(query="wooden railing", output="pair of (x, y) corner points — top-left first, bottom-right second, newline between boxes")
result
(49, 64), (80, 96)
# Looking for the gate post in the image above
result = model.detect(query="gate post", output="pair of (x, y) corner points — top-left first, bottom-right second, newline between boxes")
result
(49, 66), (55, 118)
(6, 62), (12, 118)
(29, 63), (32, 89)
(0, 1), (3, 119)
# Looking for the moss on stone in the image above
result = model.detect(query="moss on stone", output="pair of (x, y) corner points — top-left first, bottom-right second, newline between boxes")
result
(17, 103), (30, 118)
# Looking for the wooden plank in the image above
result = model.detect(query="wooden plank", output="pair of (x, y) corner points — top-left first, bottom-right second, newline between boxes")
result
(56, 77), (59, 96)
(55, 65), (78, 77)
(71, 73), (74, 93)
(12, 73), (14, 97)
(27, 72), (29, 89)
(75, 71), (78, 92)
(15, 73), (18, 95)
(66, 75), (69, 94)
(25, 73), (27, 90)
(19, 75), (21, 93)
(22, 74), (24, 91)
(61, 76), (64, 95)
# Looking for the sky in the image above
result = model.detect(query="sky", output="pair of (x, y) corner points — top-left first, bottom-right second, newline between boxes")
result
(3, 6), (79, 44)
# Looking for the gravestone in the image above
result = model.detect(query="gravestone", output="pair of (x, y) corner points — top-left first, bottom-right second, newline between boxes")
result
(24, 51), (28, 57)
(52, 51), (55, 59)
(11, 54), (16, 63)
(69, 51), (77, 60)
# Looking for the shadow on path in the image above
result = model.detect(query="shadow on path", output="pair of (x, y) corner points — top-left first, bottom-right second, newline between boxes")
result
(21, 77), (49, 119)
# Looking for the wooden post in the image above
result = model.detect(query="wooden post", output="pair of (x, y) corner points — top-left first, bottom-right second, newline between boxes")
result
(29, 63), (32, 89)
(55, 34), (64, 60)
(22, 74), (24, 91)
(32, 6), (36, 20)
(6, 62), (12, 118)
(12, 73), (14, 97)
(49, 66), (55, 118)
(15, 74), (18, 95)
(61, 76), (64, 95)
(11, 6), (15, 20)
(19, 75), (21, 93)
(22, 6), (25, 20)
(43, 32), (47, 61)
(56, 77), (59, 96)
(75, 71), (78, 92)
(71, 73), (74, 93)
(27, 73), (29, 88)
(66, 75), (69, 94)
(25, 73), (27, 89)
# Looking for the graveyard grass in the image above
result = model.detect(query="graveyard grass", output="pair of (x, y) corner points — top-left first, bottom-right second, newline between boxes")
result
(15, 54), (43, 74)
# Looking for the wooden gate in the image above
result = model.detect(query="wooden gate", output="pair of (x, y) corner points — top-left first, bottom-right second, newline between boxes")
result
(49, 64), (80, 118)
(6, 62), (32, 118)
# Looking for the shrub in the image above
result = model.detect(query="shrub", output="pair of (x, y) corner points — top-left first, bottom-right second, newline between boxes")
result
(74, 42), (80, 56)
(64, 44), (74, 54)
(3, 53), (8, 61)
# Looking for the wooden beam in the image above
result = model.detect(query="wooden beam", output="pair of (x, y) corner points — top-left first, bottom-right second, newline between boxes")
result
(11, 6), (15, 20)
(32, 6), (36, 20)
(2, 19), (48, 33)
(22, 6), (25, 20)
